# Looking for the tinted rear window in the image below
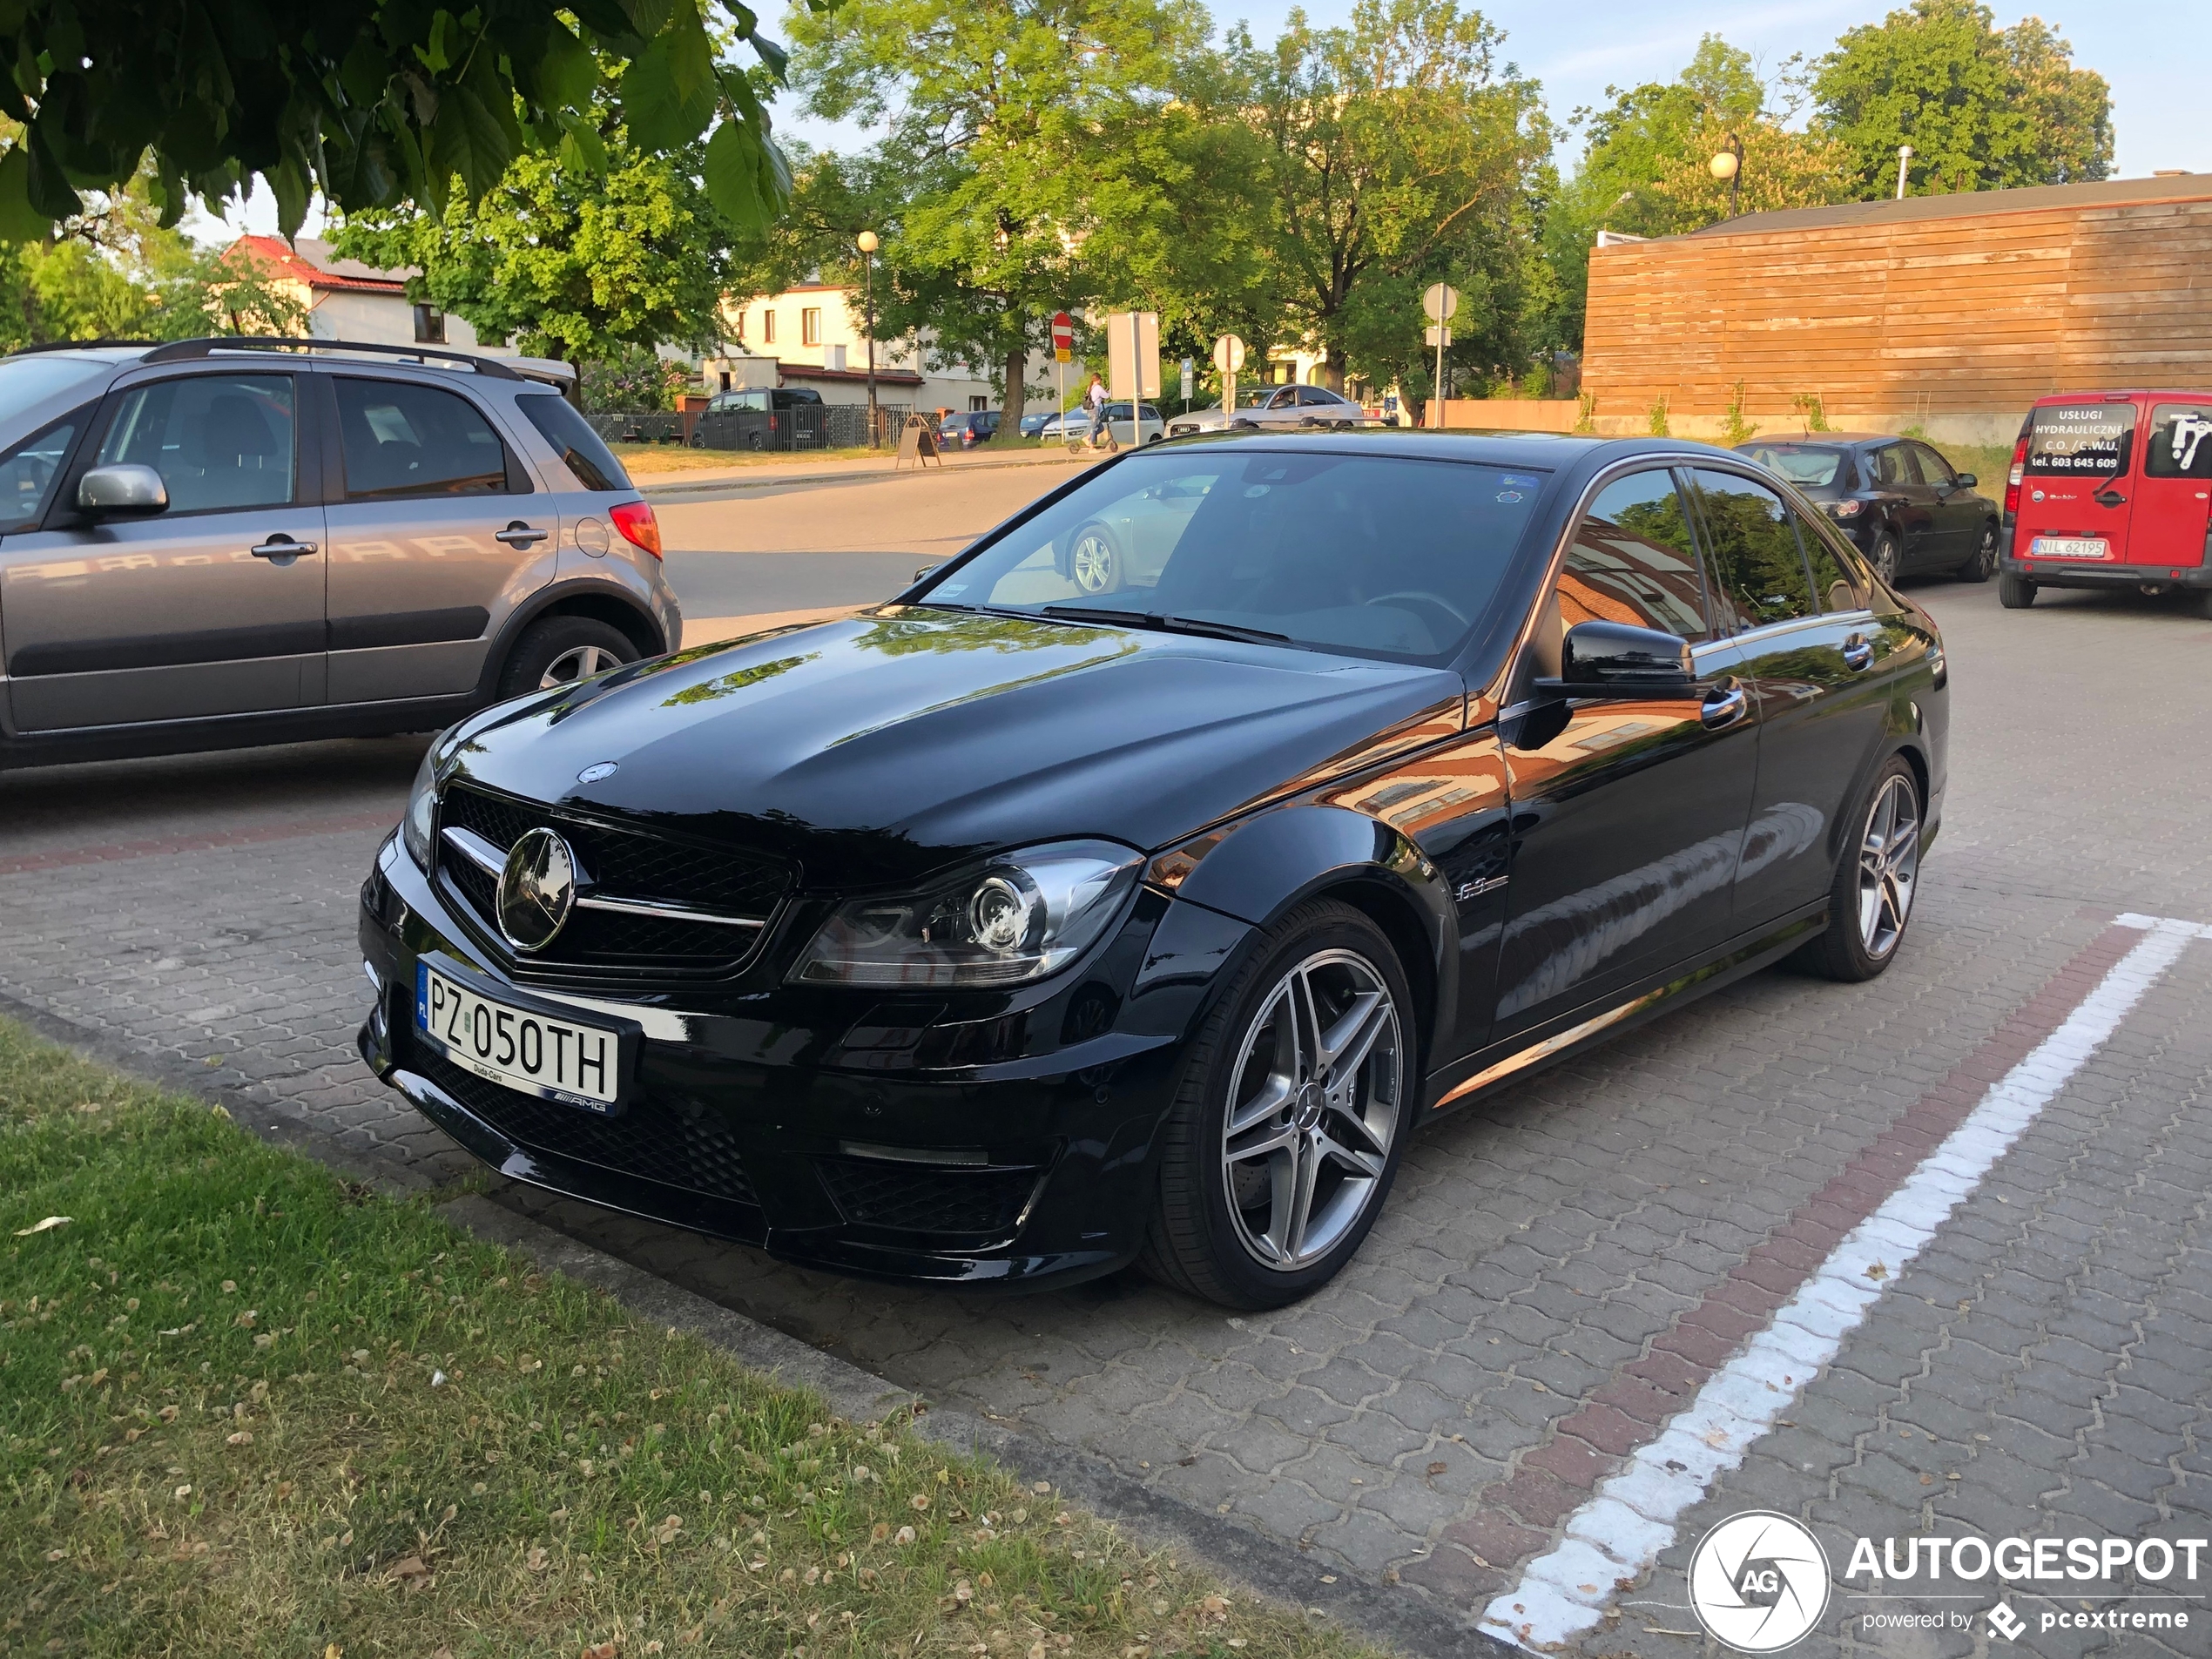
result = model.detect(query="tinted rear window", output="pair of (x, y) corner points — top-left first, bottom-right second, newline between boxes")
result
(518, 394), (633, 493)
(2026, 402), (2136, 478)
(1740, 444), (1847, 488)
(2146, 403), (2212, 479)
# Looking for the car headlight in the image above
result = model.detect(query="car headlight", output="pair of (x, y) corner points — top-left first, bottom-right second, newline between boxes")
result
(791, 840), (1143, 988)
(401, 745), (440, 870)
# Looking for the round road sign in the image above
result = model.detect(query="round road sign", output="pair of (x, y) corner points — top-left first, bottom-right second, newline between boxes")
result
(1211, 334), (1247, 374)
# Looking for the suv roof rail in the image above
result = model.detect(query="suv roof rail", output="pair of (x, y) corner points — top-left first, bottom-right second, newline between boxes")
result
(6, 338), (165, 354)
(138, 336), (551, 382)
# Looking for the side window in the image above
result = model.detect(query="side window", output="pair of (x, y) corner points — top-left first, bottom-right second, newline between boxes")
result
(2025, 402), (2135, 479)
(1869, 444), (1919, 488)
(1912, 443), (1956, 486)
(1268, 388), (1298, 409)
(1797, 509), (1869, 612)
(0, 415), (83, 533)
(1689, 469), (1816, 629)
(2146, 403), (2212, 479)
(517, 394), (633, 493)
(96, 374), (294, 513)
(336, 378), (511, 500)
(1559, 469), (1713, 642)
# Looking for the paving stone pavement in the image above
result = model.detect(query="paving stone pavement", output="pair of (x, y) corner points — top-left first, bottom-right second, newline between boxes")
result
(3, 579), (2210, 1656)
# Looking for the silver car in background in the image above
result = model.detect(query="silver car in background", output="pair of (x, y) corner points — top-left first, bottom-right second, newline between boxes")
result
(1165, 383), (1379, 438)
(0, 338), (680, 769)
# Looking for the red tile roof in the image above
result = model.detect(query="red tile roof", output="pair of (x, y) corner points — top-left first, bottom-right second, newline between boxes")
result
(228, 235), (414, 294)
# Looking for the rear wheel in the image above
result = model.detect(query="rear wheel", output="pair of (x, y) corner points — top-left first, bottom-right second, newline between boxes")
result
(498, 617), (641, 698)
(1998, 570), (2037, 609)
(1869, 530), (1901, 585)
(1137, 900), (1413, 1309)
(1069, 524), (1120, 595)
(1792, 758), (1922, 982)
(1956, 523), (1997, 582)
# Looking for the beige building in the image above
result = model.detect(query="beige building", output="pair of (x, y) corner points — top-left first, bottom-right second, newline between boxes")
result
(228, 237), (514, 356)
(698, 283), (998, 413)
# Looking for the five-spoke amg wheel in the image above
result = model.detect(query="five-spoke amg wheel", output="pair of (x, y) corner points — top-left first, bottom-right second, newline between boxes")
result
(1141, 900), (1412, 1308)
(1797, 758), (1922, 981)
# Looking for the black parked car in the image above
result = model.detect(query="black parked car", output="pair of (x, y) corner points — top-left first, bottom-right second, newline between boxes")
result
(1737, 434), (1999, 585)
(359, 432), (1946, 1308)
(938, 409), (1001, 448)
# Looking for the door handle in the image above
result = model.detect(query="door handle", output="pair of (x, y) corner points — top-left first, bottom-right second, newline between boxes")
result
(496, 522), (550, 547)
(2094, 489), (2128, 507)
(1701, 686), (1749, 730)
(249, 535), (318, 559)
(1843, 637), (1874, 671)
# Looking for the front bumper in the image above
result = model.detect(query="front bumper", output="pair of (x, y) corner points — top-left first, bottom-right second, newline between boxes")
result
(355, 834), (1252, 1291)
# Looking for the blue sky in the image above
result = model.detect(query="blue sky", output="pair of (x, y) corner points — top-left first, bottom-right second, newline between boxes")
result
(214, 0), (2205, 239)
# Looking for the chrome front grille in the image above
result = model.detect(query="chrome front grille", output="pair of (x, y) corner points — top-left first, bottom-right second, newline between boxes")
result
(435, 781), (788, 977)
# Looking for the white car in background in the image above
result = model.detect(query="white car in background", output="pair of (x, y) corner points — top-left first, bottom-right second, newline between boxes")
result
(1165, 383), (1380, 437)
(1036, 402), (1165, 445)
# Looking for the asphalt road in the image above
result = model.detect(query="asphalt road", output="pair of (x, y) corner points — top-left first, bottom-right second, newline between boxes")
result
(4, 479), (2210, 1658)
(656, 456), (1096, 619)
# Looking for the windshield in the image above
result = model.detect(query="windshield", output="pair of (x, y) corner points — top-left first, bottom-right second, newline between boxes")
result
(1741, 444), (1847, 488)
(0, 354), (113, 425)
(915, 448), (1547, 662)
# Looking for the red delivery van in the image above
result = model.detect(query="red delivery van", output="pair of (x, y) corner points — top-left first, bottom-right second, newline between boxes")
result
(2000, 391), (2212, 612)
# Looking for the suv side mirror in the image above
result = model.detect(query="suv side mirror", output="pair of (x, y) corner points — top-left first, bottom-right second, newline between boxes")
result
(1538, 619), (1694, 698)
(1953, 472), (1977, 488)
(78, 463), (168, 516)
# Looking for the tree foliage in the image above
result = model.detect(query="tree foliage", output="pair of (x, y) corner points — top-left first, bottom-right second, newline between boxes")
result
(1225, 0), (1555, 395)
(0, 0), (806, 246)
(1811, 0), (2113, 197)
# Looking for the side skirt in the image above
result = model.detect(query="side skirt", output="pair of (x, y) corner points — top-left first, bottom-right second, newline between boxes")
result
(1420, 902), (1829, 1119)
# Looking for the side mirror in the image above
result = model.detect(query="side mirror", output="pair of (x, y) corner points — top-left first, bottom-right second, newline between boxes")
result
(913, 563), (940, 583)
(1540, 619), (1694, 697)
(78, 463), (168, 516)
(1953, 472), (1977, 488)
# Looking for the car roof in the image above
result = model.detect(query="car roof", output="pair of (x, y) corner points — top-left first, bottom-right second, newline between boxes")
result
(1163, 429), (1750, 469)
(1737, 433), (1900, 448)
(2031, 388), (2212, 402)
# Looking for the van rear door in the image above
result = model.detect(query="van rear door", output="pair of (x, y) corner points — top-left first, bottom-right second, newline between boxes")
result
(2134, 400), (2212, 571)
(2015, 399), (2137, 566)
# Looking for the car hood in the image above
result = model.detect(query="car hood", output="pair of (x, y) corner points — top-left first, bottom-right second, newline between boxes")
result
(449, 608), (1464, 888)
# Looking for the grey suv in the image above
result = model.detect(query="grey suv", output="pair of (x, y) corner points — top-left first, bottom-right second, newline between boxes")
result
(0, 338), (681, 769)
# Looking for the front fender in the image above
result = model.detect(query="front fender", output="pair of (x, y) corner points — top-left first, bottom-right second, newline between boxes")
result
(1154, 804), (1459, 1066)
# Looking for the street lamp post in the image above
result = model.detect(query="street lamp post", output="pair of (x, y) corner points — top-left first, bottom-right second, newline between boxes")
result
(857, 229), (880, 447)
(1709, 133), (1743, 218)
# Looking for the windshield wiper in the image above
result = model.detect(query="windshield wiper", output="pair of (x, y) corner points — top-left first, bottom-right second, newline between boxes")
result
(1038, 604), (1291, 645)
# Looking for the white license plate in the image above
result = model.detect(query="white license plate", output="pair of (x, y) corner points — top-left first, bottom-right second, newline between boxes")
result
(2030, 536), (2110, 560)
(415, 963), (622, 1113)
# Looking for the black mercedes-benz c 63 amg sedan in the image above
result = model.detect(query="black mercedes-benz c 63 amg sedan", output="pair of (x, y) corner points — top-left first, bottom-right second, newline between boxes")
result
(358, 432), (1947, 1309)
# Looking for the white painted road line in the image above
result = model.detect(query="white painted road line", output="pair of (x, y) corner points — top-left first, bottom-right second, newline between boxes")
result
(1480, 916), (2208, 1651)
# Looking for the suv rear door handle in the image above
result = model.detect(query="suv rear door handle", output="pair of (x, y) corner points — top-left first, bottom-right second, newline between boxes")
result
(249, 535), (317, 559)
(1843, 636), (1874, 671)
(1701, 685), (1749, 729)
(496, 522), (550, 547)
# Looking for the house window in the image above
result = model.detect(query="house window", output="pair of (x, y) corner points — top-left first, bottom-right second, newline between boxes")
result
(412, 303), (447, 344)
(730, 312), (745, 343)
(718, 370), (732, 391)
(970, 395), (988, 412)
(802, 307), (823, 346)
(761, 310), (777, 344)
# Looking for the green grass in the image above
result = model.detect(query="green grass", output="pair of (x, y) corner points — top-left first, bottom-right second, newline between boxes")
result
(0, 1018), (1381, 1659)
(610, 443), (883, 474)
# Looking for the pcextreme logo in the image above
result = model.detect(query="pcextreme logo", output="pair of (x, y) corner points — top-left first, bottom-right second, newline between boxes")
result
(1688, 1512), (1831, 1652)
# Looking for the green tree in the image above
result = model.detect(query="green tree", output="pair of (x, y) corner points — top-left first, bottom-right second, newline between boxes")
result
(1811, 0), (2113, 198)
(1547, 37), (1853, 347)
(330, 78), (736, 366)
(787, 0), (1217, 436)
(0, 0), (801, 244)
(1224, 0), (1555, 396)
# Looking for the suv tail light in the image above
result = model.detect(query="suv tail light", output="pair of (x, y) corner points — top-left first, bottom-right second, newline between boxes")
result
(2003, 431), (2029, 519)
(610, 500), (662, 558)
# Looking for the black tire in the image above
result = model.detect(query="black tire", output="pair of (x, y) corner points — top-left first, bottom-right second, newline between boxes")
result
(1955, 522), (1996, 582)
(1998, 570), (2037, 609)
(1136, 899), (1415, 1310)
(497, 616), (641, 698)
(1869, 529), (1901, 586)
(1791, 757), (1922, 983)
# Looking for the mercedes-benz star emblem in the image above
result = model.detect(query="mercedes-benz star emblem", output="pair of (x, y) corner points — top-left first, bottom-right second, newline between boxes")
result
(1687, 1512), (1831, 1653)
(496, 827), (579, 952)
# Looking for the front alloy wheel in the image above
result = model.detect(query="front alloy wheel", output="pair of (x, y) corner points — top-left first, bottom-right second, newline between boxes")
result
(541, 644), (625, 689)
(1069, 525), (1120, 594)
(1139, 900), (1413, 1307)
